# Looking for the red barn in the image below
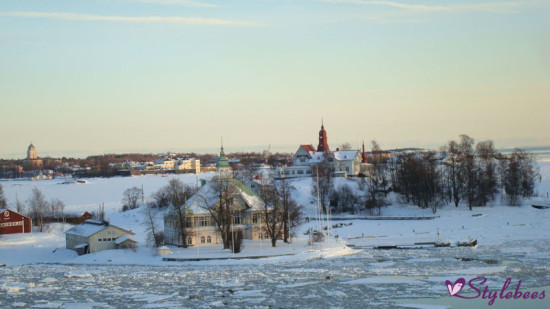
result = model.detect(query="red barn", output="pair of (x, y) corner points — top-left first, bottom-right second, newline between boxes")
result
(0, 209), (32, 234)
(79, 211), (93, 223)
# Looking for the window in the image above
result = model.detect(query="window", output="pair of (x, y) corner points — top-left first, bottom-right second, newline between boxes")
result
(98, 239), (102, 242)
(188, 237), (192, 245)
(194, 217), (200, 227)
(201, 236), (205, 244)
(207, 236), (211, 243)
(233, 212), (241, 225)
(252, 213), (258, 224)
(186, 217), (192, 228)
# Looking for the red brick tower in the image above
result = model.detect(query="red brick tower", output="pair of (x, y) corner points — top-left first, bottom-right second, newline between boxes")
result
(317, 121), (330, 152)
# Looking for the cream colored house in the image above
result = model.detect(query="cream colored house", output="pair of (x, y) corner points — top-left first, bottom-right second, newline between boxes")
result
(164, 178), (270, 246)
(65, 220), (137, 255)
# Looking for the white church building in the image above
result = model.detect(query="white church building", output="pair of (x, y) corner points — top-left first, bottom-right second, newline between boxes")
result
(277, 123), (371, 178)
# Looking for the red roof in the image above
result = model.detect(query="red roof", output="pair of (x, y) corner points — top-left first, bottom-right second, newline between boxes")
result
(300, 144), (315, 152)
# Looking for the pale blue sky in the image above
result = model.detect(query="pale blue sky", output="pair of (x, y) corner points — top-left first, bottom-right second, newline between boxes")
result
(1, 0), (549, 158)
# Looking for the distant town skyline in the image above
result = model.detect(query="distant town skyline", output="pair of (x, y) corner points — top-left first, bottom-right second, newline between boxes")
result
(1, 0), (549, 159)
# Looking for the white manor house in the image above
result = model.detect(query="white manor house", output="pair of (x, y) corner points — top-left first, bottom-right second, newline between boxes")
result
(277, 123), (371, 178)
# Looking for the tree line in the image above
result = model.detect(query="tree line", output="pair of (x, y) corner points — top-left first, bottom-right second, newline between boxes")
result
(324, 135), (540, 214)
(0, 184), (71, 232)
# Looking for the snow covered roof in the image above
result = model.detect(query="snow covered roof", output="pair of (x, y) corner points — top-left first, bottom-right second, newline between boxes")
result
(308, 151), (327, 163)
(333, 150), (359, 161)
(65, 220), (134, 238)
(184, 179), (264, 215)
(65, 222), (108, 237)
(300, 145), (315, 152)
(115, 235), (136, 245)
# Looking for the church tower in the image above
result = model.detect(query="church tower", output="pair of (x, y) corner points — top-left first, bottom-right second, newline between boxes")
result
(316, 121), (330, 152)
(216, 140), (232, 176)
(27, 143), (37, 160)
(361, 141), (368, 163)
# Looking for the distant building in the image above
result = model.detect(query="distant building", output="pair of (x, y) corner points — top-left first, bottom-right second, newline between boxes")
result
(0, 209), (32, 234)
(22, 143), (43, 170)
(65, 220), (137, 255)
(277, 122), (371, 178)
(175, 158), (200, 173)
(79, 211), (93, 223)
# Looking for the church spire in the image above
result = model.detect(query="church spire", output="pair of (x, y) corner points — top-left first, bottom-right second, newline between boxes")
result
(361, 140), (368, 163)
(216, 138), (231, 173)
(316, 120), (329, 152)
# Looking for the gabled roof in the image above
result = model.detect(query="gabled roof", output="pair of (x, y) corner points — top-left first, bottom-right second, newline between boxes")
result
(0, 209), (31, 220)
(183, 178), (264, 215)
(115, 235), (136, 245)
(308, 151), (327, 163)
(65, 220), (134, 238)
(333, 150), (360, 161)
(300, 145), (315, 152)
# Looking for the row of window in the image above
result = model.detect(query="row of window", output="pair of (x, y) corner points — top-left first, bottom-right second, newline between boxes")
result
(98, 238), (115, 242)
(188, 236), (212, 244)
(183, 213), (248, 228)
(0, 221), (23, 227)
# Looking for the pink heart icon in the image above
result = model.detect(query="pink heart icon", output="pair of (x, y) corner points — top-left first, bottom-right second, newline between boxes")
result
(445, 278), (465, 296)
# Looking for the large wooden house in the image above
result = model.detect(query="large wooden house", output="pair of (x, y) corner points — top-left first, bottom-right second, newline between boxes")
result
(164, 178), (270, 246)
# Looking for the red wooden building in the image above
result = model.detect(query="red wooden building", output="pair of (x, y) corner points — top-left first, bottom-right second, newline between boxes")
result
(0, 209), (32, 234)
(79, 211), (93, 223)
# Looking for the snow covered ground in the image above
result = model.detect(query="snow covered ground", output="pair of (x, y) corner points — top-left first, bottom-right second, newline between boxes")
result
(1, 162), (549, 308)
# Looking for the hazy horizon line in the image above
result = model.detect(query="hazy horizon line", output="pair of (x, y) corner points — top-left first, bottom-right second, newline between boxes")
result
(2, 143), (549, 160)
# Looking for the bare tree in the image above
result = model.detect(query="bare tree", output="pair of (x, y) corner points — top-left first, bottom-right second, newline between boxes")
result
(166, 178), (194, 248)
(274, 177), (301, 242)
(339, 143), (353, 151)
(475, 140), (498, 206)
(15, 195), (25, 215)
(198, 177), (240, 249)
(28, 187), (47, 232)
(503, 149), (539, 205)
(444, 139), (465, 207)
(360, 140), (389, 213)
(331, 183), (361, 214)
(394, 151), (443, 213)
(459, 135), (477, 210)
(50, 198), (65, 222)
(122, 186), (143, 211)
(257, 179), (285, 247)
(0, 184), (7, 208)
(311, 165), (332, 214)
(143, 202), (164, 247)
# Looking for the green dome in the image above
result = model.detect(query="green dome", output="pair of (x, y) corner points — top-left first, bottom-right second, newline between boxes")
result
(216, 146), (231, 170)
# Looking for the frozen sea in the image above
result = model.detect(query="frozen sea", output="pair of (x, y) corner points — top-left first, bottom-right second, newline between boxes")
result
(2, 239), (550, 308)
(1, 158), (550, 308)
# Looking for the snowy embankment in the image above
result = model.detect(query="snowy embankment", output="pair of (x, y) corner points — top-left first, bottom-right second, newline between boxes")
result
(1, 162), (549, 267)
